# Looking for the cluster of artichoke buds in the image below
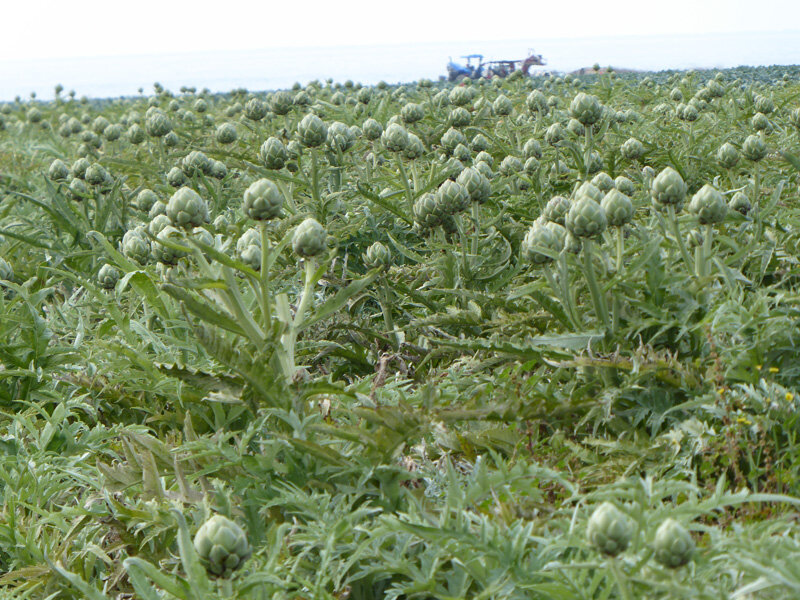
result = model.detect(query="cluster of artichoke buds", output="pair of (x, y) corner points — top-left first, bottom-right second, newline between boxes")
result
(587, 503), (695, 568)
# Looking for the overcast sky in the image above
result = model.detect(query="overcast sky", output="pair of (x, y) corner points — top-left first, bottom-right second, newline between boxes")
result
(5, 0), (800, 61)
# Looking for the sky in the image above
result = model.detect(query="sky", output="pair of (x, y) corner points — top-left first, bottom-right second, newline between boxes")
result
(4, 0), (800, 61)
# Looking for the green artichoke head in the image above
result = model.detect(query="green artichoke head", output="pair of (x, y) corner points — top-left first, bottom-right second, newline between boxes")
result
(651, 167), (687, 207)
(193, 515), (252, 577)
(587, 502), (633, 556)
(243, 179), (283, 221)
(688, 184), (727, 225)
(292, 218), (327, 258)
(653, 518), (694, 569)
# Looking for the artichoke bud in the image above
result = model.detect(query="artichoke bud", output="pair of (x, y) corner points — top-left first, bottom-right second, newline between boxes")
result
(0, 258), (14, 281)
(523, 139), (542, 160)
(362, 118), (383, 141)
(145, 110), (172, 137)
(97, 264), (120, 289)
(215, 122), (238, 144)
(84, 163), (110, 187)
(270, 91), (293, 115)
(587, 502), (633, 556)
(754, 94), (775, 114)
(751, 112), (770, 132)
(522, 223), (562, 264)
(152, 225), (187, 265)
(327, 121), (355, 154)
(401, 102), (425, 124)
(440, 127), (466, 155)
(601, 189), (634, 227)
(413, 193), (443, 229)
(449, 107), (471, 128)
(569, 92), (603, 126)
(499, 155), (523, 176)
(544, 122), (565, 145)
(575, 181), (604, 203)
(742, 134), (767, 162)
(525, 90), (548, 113)
(167, 166), (187, 188)
(298, 114), (328, 148)
(566, 196), (607, 238)
(591, 172), (615, 193)
(688, 184), (727, 225)
(474, 160), (494, 180)
(493, 94), (513, 116)
(651, 167), (687, 206)
(435, 180), (469, 216)
(166, 187), (209, 227)
(653, 518), (694, 569)
(121, 228), (150, 264)
(243, 179), (283, 221)
(614, 176), (635, 196)
(523, 157), (540, 176)
(71, 157), (90, 180)
(620, 138), (645, 160)
(403, 133), (426, 160)
(237, 227), (262, 269)
(728, 191), (751, 215)
(716, 142), (740, 169)
(210, 160), (228, 180)
(259, 137), (288, 170)
(244, 97), (268, 121)
(48, 159), (70, 181)
(364, 241), (391, 269)
(456, 167), (491, 204)
(193, 515), (252, 577)
(181, 150), (213, 176)
(381, 122), (410, 152)
(543, 195), (571, 225)
(292, 218), (327, 258)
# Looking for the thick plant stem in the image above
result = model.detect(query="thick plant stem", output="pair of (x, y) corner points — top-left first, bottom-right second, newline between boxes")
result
(584, 126), (594, 179)
(395, 154), (414, 215)
(582, 239), (610, 332)
(615, 228), (624, 275)
(259, 224), (272, 327)
(284, 259), (318, 384)
(753, 164), (763, 245)
(609, 558), (633, 600)
(558, 253), (581, 328)
(379, 277), (399, 349)
(544, 266), (579, 330)
(470, 202), (480, 256)
(699, 224), (713, 279)
(310, 149), (322, 220)
(667, 205), (693, 275)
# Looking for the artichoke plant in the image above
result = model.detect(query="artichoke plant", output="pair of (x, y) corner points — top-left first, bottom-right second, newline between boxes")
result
(166, 187), (208, 228)
(259, 137), (287, 170)
(688, 184), (728, 225)
(97, 264), (120, 289)
(364, 241), (391, 269)
(569, 92), (602, 126)
(651, 167), (687, 207)
(653, 518), (694, 568)
(298, 114), (328, 148)
(293, 218), (327, 258)
(601, 189), (634, 227)
(522, 224), (562, 264)
(566, 196), (607, 238)
(587, 502), (633, 556)
(243, 179), (283, 221)
(193, 515), (252, 578)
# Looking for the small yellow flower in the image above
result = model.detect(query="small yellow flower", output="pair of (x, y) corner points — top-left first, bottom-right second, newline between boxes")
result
(786, 392), (794, 402)
(736, 417), (752, 425)
(769, 367), (780, 373)
(755, 365), (762, 371)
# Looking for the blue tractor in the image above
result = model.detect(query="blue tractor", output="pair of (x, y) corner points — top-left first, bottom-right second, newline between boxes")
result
(447, 54), (484, 82)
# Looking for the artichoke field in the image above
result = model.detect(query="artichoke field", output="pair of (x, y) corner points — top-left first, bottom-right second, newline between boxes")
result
(1, 66), (800, 598)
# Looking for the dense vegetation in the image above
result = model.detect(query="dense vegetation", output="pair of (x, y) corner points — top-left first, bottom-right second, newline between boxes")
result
(1, 64), (800, 599)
